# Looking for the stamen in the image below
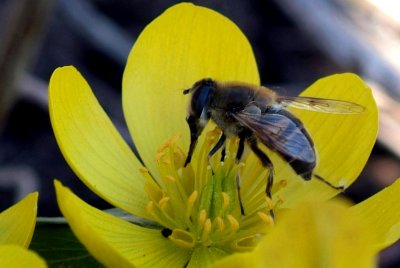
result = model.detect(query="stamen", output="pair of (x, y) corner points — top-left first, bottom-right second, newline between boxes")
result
(146, 201), (155, 215)
(155, 151), (165, 162)
(215, 216), (225, 232)
(165, 175), (176, 183)
(201, 219), (212, 244)
(157, 135), (180, 153)
(278, 179), (288, 189)
(265, 196), (274, 211)
(199, 209), (207, 227)
(227, 214), (239, 232)
(173, 147), (186, 168)
(257, 211), (274, 226)
(186, 191), (198, 219)
(170, 229), (195, 249)
(232, 235), (261, 252)
(275, 195), (285, 207)
(139, 167), (149, 173)
(158, 196), (170, 208)
(221, 192), (230, 212)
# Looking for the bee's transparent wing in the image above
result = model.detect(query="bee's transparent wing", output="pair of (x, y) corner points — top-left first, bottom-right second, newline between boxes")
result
(276, 96), (365, 114)
(234, 112), (315, 163)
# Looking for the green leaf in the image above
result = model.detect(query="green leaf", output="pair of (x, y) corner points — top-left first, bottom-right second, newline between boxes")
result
(29, 223), (101, 267)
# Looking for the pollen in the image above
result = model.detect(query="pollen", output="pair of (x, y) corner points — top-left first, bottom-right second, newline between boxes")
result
(141, 130), (279, 253)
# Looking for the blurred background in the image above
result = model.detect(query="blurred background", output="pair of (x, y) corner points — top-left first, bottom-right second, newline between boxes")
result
(0, 0), (399, 266)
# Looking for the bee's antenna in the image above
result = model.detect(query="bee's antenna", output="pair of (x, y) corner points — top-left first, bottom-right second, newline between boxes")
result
(314, 173), (345, 191)
(183, 88), (190, 95)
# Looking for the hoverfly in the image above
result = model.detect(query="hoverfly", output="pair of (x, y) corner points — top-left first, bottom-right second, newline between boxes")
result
(183, 78), (364, 213)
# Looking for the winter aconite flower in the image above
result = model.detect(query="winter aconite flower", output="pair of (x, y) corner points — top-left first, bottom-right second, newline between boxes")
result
(0, 193), (46, 267)
(50, 3), (400, 267)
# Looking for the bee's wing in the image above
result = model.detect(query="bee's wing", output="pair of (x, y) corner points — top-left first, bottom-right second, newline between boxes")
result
(276, 96), (365, 114)
(234, 112), (315, 163)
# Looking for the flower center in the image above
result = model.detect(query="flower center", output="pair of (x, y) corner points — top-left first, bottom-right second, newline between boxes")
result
(141, 128), (284, 253)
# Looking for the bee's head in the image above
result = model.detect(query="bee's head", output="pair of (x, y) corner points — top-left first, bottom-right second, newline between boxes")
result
(183, 79), (216, 166)
(184, 78), (216, 125)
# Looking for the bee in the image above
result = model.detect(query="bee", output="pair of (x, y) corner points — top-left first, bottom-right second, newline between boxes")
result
(183, 78), (364, 213)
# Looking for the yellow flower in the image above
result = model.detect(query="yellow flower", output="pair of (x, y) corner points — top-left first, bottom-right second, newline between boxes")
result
(49, 3), (400, 267)
(0, 193), (46, 267)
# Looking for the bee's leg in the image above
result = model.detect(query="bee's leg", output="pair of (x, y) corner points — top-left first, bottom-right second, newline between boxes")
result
(208, 133), (226, 162)
(247, 135), (275, 219)
(235, 134), (246, 163)
(234, 134), (247, 215)
(314, 173), (345, 191)
(235, 173), (245, 215)
(184, 116), (200, 167)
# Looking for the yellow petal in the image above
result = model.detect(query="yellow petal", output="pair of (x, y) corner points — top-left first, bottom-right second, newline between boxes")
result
(123, 3), (259, 177)
(55, 180), (190, 268)
(49, 66), (148, 218)
(0, 192), (38, 247)
(0, 245), (46, 268)
(215, 199), (376, 268)
(272, 73), (377, 207)
(349, 178), (400, 251)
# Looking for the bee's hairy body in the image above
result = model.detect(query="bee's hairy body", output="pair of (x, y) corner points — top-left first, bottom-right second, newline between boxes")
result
(183, 78), (356, 214)
(205, 81), (316, 177)
(209, 82), (274, 136)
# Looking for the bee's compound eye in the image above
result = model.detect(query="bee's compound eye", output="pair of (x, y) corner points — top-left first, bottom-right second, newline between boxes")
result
(191, 84), (214, 118)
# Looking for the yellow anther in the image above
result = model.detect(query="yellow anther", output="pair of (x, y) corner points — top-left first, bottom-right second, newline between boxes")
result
(234, 235), (260, 251)
(185, 191), (198, 219)
(139, 167), (149, 173)
(170, 229), (195, 249)
(144, 181), (162, 202)
(162, 159), (171, 165)
(201, 218), (212, 242)
(159, 196), (170, 208)
(227, 214), (239, 232)
(157, 136), (178, 153)
(257, 211), (274, 226)
(265, 196), (274, 210)
(199, 209), (207, 226)
(165, 175), (176, 183)
(221, 192), (230, 211)
(279, 179), (288, 188)
(146, 201), (155, 214)
(276, 195), (285, 206)
(173, 147), (186, 168)
(155, 151), (165, 162)
(216, 216), (225, 232)
(188, 191), (198, 205)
